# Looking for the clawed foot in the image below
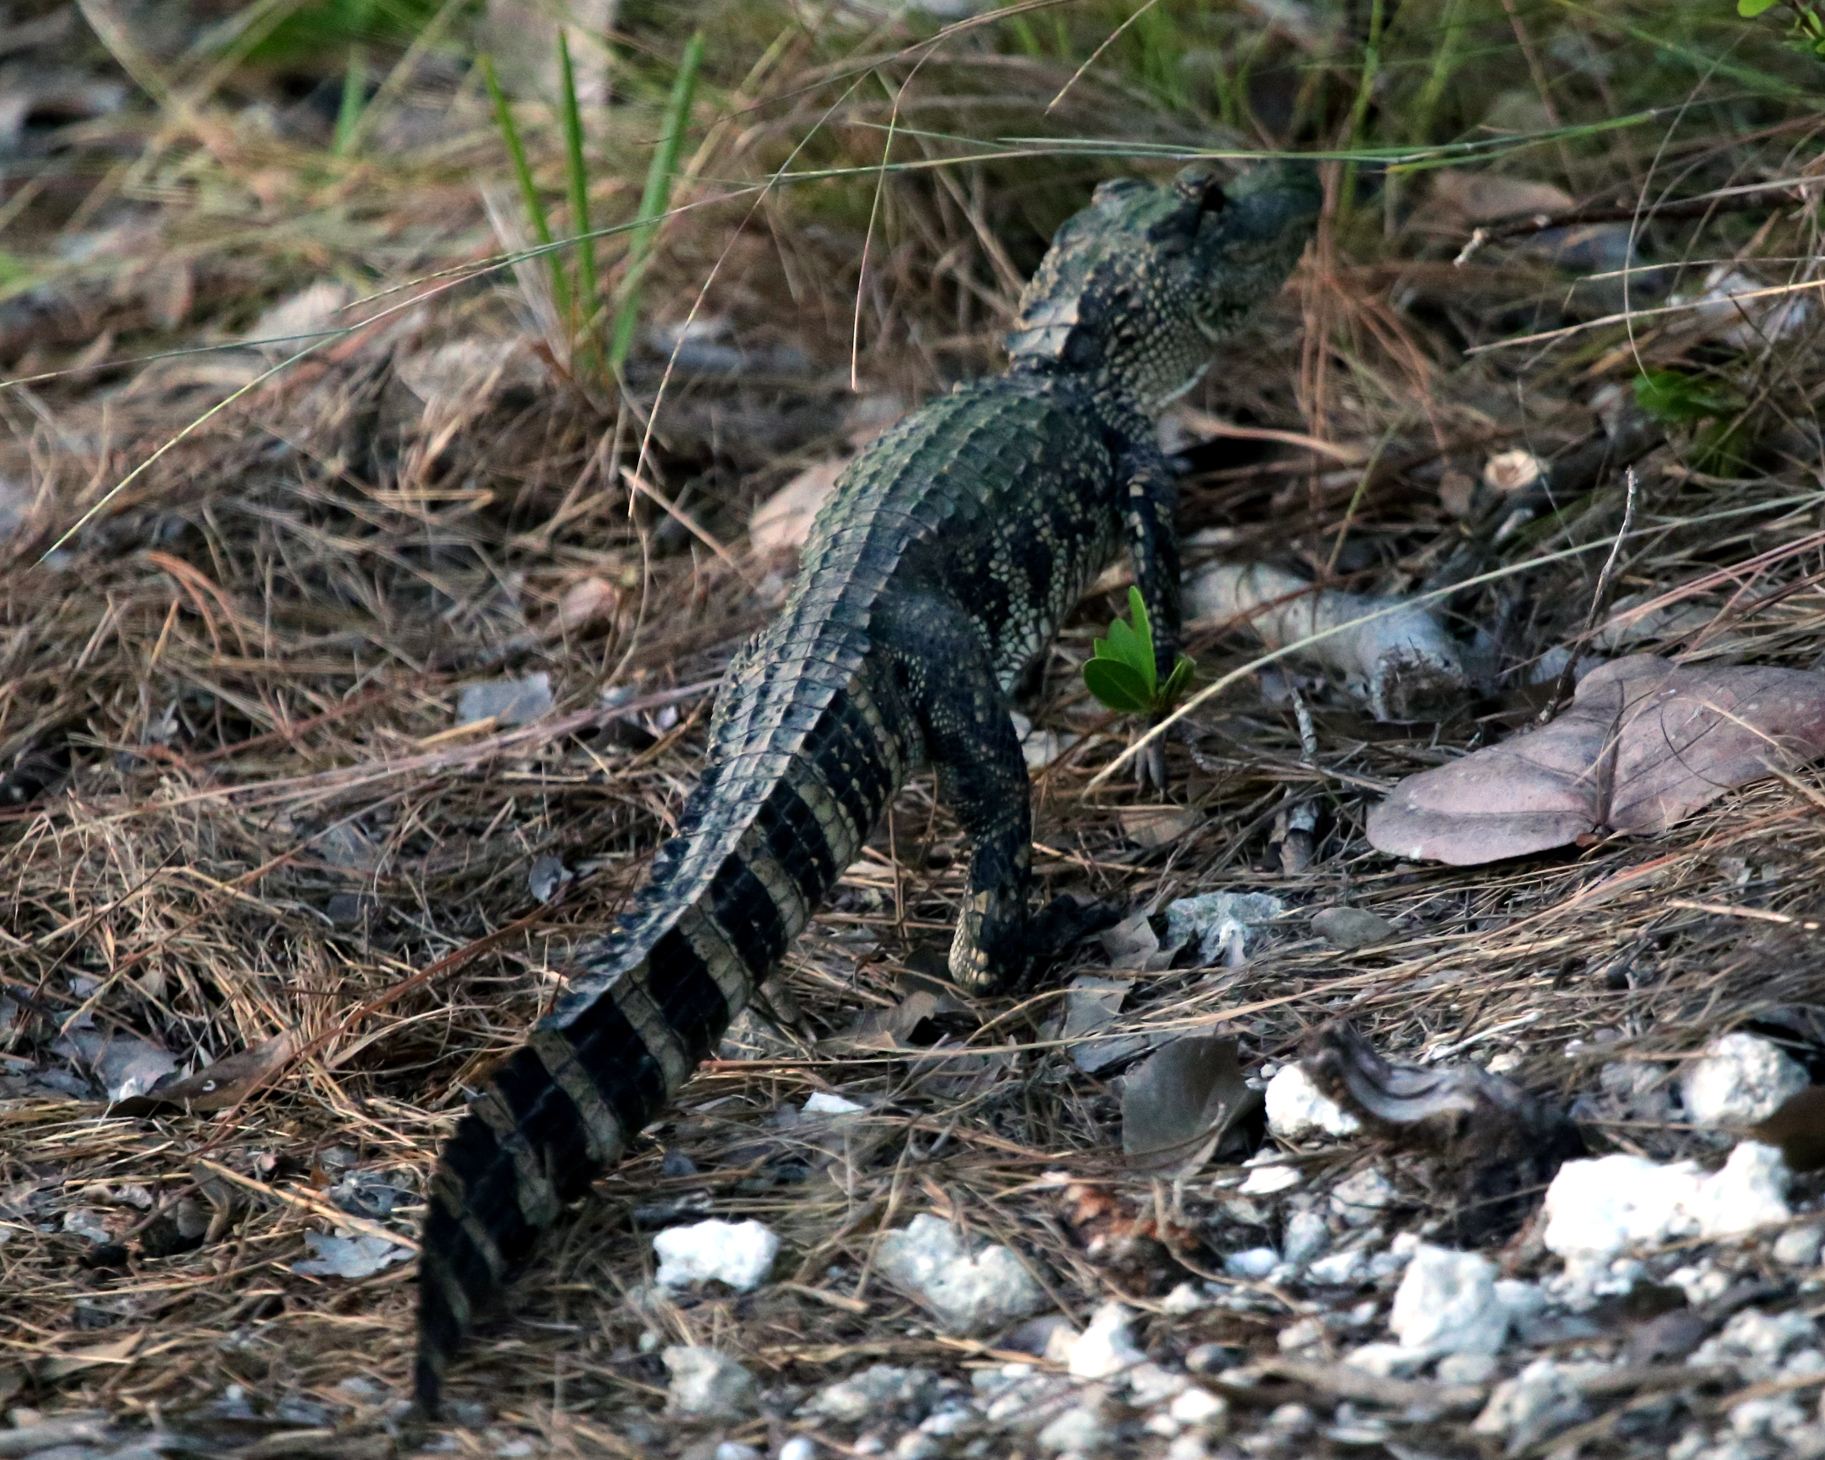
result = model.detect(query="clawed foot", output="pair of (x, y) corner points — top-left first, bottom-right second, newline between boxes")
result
(1029, 893), (1125, 964)
(1134, 734), (1168, 794)
(948, 896), (1125, 996)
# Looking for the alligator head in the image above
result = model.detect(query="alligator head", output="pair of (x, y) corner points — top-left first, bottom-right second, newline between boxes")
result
(1006, 160), (1322, 413)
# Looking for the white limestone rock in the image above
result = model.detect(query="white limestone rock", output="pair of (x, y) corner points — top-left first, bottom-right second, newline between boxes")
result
(1223, 1247), (1279, 1280)
(654, 1218), (778, 1291)
(1265, 1064), (1362, 1140)
(875, 1214), (1049, 1334)
(1774, 1223), (1825, 1268)
(1281, 1209), (1331, 1268)
(1238, 1160), (1302, 1196)
(1169, 1387), (1228, 1430)
(1679, 1033), (1809, 1127)
(1691, 1307), (1818, 1382)
(1543, 1144), (1792, 1261)
(804, 1365), (937, 1423)
(663, 1346), (757, 1418)
(1389, 1244), (1510, 1358)
(1473, 1359), (1600, 1455)
(805, 1091), (866, 1115)
(1067, 1302), (1145, 1380)
(1037, 1403), (1109, 1455)
(1330, 1167), (1398, 1225)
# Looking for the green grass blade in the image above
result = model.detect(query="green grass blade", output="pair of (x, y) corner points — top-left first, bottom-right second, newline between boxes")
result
(332, 46), (366, 156)
(558, 30), (600, 376)
(609, 29), (706, 376)
(481, 54), (573, 331)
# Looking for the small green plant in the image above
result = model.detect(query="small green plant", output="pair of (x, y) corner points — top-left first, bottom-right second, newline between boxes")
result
(1083, 587), (1195, 717)
(1738, 0), (1825, 57)
(332, 48), (367, 156)
(234, 0), (443, 64)
(1633, 368), (1741, 424)
(483, 52), (580, 367)
(1634, 368), (1750, 472)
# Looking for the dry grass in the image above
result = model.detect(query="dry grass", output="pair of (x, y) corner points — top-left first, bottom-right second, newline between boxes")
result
(2, 2), (1825, 1456)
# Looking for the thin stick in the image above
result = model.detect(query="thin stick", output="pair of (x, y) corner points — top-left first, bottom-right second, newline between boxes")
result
(1540, 466), (1639, 723)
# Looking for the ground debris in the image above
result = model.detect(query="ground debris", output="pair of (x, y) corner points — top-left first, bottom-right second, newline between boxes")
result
(1185, 559), (1468, 720)
(1120, 1035), (1257, 1173)
(1302, 1019), (1585, 1241)
(2, 7), (1823, 1456)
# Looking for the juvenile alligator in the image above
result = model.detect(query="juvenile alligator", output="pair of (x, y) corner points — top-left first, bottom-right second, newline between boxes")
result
(415, 161), (1320, 1409)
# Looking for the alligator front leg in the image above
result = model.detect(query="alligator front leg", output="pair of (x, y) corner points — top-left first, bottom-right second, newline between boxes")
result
(1117, 436), (1184, 793)
(877, 589), (1118, 994)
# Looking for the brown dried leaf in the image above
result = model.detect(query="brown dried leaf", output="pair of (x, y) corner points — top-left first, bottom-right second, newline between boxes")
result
(555, 576), (620, 633)
(1428, 170), (1576, 223)
(111, 1034), (294, 1115)
(1367, 656), (1825, 866)
(1121, 1035), (1258, 1174)
(1116, 805), (1201, 848)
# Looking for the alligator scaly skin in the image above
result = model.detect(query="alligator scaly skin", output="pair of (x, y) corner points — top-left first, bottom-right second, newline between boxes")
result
(415, 163), (1320, 1409)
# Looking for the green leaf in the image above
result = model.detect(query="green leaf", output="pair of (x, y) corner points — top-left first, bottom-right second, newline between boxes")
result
(1127, 586), (1153, 660)
(1098, 615), (1144, 665)
(1633, 369), (1740, 424)
(1739, 0), (1780, 17)
(1158, 654), (1195, 710)
(1084, 658), (1155, 714)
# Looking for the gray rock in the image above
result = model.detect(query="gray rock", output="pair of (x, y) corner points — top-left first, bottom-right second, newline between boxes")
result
(1311, 906), (1397, 948)
(805, 1366), (937, 1423)
(1389, 1244), (1509, 1357)
(1473, 1359), (1598, 1455)
(1774, 1223), (1824, 1269)
(875, 1215), (1049, 1334)
(1036, 1402), (1108, 1455)
(1163, 891), (1285, 966)
(663, 1346), (757, 1418)
(458, 673), (554, 727)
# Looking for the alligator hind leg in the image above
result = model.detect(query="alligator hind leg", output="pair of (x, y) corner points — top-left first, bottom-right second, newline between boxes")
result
(876, 591), (1119, 994)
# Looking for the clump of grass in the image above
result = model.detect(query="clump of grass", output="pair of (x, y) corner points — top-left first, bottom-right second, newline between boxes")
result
(481, 52), (574, 335)
(484, 28), (704, 388)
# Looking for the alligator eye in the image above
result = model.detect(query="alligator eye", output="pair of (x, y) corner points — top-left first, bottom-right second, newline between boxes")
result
(1171, 167), (1226, 214)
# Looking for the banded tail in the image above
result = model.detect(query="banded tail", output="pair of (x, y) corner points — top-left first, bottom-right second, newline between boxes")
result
(414, 653), (907, 1411)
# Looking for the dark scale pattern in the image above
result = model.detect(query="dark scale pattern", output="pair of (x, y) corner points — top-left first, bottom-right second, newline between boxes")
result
(414, 162), (1321, 1411)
